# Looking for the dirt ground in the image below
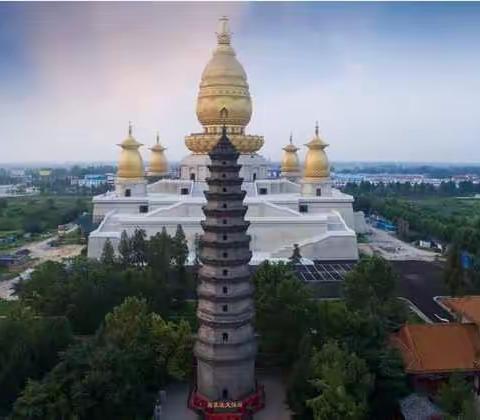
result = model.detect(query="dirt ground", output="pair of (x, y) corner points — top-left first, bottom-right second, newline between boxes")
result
(359, 226), (441, 262)
(0, 237), (83, 300)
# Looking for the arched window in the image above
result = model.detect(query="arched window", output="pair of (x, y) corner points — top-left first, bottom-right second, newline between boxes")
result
(222, 389), (229, 400)
(223, 187), (227, 192)
(223, 252), (228, 258)
(190, 173), (195, 181)
(223, 234), (227, 240)
(222, 286), (228, 294)
(125, 189), (131, 197)
(222, 219), (227, 225)
(222, 304), (228, 312)
(222, 173), (226, 178)
(222, 203), (227, 209)
(223, 269), (228, 276)
(222, 332), (229, 342)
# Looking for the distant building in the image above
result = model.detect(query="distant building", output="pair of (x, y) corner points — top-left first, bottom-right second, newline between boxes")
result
(38, 169), (52, 177)
(78, 174), (108, 188)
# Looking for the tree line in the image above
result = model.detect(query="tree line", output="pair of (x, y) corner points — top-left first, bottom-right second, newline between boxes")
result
(343, 180), (480, 199)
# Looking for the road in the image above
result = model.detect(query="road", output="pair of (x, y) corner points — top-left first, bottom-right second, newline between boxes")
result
(0, 235), (83, 300)
(359, 226), (440, 262)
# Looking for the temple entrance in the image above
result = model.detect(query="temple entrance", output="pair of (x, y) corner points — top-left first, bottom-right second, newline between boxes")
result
(190, 173), (196, 181)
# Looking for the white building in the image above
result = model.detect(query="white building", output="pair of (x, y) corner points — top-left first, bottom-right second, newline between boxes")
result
(87, 18), (360, 263)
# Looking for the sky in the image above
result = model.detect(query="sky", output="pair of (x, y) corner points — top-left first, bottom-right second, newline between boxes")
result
(0, 2), (479, 164)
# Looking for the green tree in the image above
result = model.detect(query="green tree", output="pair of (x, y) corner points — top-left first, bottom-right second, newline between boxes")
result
(444, 244), (465, 296)
(172, 224), (189, 268)
(286, 334), (315, 417)
(253, 261), (314, 365)
(306, 340), (373, 420)
(131, 228), (147, 266)
(147, 227), (172, 273)
(0, 306), (72, 414)
(118, 230), (132, 267)
(343, 256), (407, 331)
(11, 297), (192, 419)
(437, 373), (473, 418)
(100, 238), (116, 266)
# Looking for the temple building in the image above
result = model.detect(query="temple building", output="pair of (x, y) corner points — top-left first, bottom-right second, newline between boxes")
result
(87, 17), (360, 263)
(188, 126), (264, 417)
(391, 296), (480, 396)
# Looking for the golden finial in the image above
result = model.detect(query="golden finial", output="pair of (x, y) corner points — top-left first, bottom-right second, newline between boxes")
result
(156, 131), (160, 145)
(128, 121), (133, 137)
(315, 121), (319, 137)
(216, 16), (231, 45)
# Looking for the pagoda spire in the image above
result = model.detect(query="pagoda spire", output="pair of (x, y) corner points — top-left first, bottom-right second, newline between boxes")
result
(216, 16), (231, 45)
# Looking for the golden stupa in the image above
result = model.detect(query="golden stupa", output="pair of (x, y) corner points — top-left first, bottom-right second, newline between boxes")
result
(148, 132), (168, 177)
(117, 123), (145, 179)
(281, 134), (300, 175)
(185, 17), (263, 154)
(303, 123), (330, 180)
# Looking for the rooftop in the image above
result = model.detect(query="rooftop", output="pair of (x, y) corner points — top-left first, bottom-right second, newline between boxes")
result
(391, 323), (480, 374)
(442, 296), (480, 324)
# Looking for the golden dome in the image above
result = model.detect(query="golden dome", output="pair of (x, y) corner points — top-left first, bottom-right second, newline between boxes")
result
(303, 123), (330, 180)
(186, 17), (263, 154)
(117, 123), (145, 179)
(281, 134), (300, 173)
(196, 17), (252, 128)
(148, 133), (168, 176)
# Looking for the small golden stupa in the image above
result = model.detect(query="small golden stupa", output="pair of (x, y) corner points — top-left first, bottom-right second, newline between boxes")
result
(281, 133), (300, 178)
(303, 122), (330, 180)
(185, 17), (263, 154)
(117, 122), (145, 180)
(148, 132), (168, 177)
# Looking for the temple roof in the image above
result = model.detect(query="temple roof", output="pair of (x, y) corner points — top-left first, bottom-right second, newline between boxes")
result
(391, 323), (480, 374)
(442, 296), (480, 324)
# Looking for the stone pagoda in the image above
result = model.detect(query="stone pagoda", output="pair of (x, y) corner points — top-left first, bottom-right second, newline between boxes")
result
(189, 125), (264, 418)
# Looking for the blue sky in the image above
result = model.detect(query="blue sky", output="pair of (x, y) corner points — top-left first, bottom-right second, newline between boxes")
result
(0, 2), (479, 163)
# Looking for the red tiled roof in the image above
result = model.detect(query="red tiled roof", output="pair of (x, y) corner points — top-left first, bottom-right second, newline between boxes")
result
(391, 323), (480, 374)
(442, 296), (480, 325)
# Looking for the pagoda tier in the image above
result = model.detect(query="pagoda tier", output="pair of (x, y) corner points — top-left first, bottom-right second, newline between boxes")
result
(192, 126), (263, 415)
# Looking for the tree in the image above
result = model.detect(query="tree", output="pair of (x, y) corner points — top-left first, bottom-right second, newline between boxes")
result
(0, 306), (72, 414)
(172, 224), (189, 268)
(286, 334), (315, 417)
(100, 238), (116, 266)
(368, 348), (408, 419)
(343, 256), (407, 332)
(444, 243), (465, 296)
(253, 261), (315, 365)
(11, 297), (192, 419)
(437, 373), (474, 418)
(147, 228), (172, 274)
(131, 228), (147, 266)
(306, 340), (373, 420)
(118, 230), (133, 267)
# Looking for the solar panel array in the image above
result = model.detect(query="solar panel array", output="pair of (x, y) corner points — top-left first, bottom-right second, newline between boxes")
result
(294, 261), (356, 282)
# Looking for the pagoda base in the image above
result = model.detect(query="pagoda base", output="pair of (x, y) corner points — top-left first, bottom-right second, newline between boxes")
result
(188, 383), (265, 419)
